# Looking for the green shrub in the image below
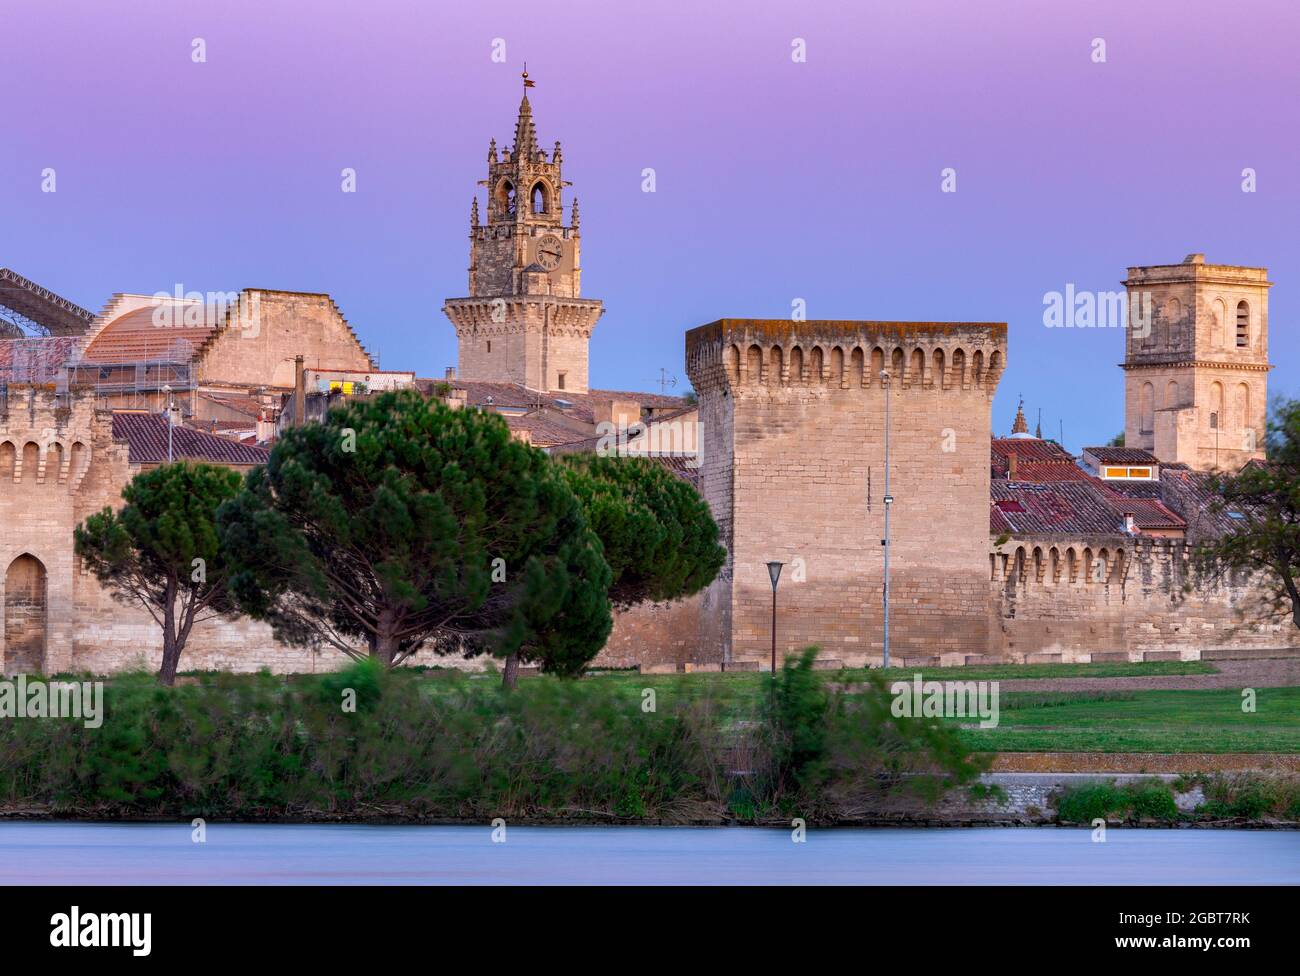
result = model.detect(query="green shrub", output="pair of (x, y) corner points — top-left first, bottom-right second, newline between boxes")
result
(0, 661), (986, 824)
(1056, 779), (1178, 823)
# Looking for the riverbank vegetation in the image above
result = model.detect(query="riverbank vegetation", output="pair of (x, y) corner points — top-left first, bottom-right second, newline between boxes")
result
(1055, 773), (1300, 824)
(0, 650), (986, 824)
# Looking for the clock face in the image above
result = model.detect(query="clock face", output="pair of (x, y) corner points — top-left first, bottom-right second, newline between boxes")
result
(536, 234), (564, 271)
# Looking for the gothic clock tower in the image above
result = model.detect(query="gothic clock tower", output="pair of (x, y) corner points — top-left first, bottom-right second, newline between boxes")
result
(443, 70), (604, 393)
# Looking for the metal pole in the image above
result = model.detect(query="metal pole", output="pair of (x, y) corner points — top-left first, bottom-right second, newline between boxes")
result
(163, 384), (174, 463)
(881, 370), (892, 669)
(771, 586), (777, 677)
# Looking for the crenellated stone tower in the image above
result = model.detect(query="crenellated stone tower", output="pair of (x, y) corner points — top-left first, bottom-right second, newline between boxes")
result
(685, 319), (1006, 667)
(443, 70), (603, 393)
(1123, 254), (1271, 471)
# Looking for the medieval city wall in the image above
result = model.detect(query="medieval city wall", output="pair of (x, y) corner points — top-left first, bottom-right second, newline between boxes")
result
(687, 319), (1006, 669)
(989, 535), (1300, 660)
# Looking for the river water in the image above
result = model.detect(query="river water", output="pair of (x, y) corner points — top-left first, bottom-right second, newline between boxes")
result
(0, 823), (1295, 885)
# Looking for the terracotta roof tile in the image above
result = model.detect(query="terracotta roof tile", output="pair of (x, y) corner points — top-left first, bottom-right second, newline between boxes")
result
(112, 412), (269, 466)
(1084, 446), (1161, 465)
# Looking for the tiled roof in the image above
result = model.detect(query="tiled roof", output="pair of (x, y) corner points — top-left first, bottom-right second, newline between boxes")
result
(81, 306), (220, 363)
(990, 481), (1129, 536)
(991, 437), (1075, 464)
(589, 388), (690, 410)
(1085, 446), (1160, 465)
(197, 391), (265, 420)
(1003, 461), (1094, 483)
(991, 437), (1085, 480)
(420, 381), (690, 426)
(503, 410), (588, 448)
(1114, 497), (1185, 531)
(1157, 467), (1242, 540)
(112, 412), (269, 466)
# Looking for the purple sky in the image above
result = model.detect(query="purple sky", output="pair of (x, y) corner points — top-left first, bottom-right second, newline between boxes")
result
(4, 0), (1297, 449)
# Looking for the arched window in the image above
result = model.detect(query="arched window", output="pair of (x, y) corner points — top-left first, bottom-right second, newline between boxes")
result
(1213, 298), (1227, 347)
(933, 348), (947, 389)
(746, 345), (763, 384)
(1165, 380), (1179, 409)
(1140, 383), (1155, 433)
(788, 346), (804, 384)
(0, 441), (14, 481)
(496, 179), (516, 217)
(530, 182), (549, 214)
(810, 347), (825, 382)
(1236, 301), (1249, 348)
(952, 348), (966, 386)
(1236, 383), (1251, 429)
(1164, 298), (1182, 348)
(972, 350), (985, 386)
(850, 347), (865, 387)
(830, 347), (845, 387)
(1209, 381), (1225, 430)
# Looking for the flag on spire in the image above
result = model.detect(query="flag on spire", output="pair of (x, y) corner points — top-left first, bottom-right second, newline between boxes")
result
(522, 63), (535, 89)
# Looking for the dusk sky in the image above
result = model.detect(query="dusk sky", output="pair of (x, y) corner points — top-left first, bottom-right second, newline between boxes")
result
(3, 0), (1297, 449)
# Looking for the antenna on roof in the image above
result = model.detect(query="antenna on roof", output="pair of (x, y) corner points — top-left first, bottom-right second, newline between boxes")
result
(655, 368), (678, 395)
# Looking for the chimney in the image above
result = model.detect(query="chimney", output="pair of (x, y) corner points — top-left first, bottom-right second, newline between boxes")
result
(1123, 512), (1137, 534)
(1007, 452), (1018, 481)
(294, 355), (305, 426)
(445, 366), (457, 382)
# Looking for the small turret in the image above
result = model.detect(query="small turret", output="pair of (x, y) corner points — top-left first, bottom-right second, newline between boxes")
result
(571, 196), (580, 230)
(487, 138), (497, 163)
(470, 197), (479, 229)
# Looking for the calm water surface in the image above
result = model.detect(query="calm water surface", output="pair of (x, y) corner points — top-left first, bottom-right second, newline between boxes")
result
(0, 823), (1295, 885)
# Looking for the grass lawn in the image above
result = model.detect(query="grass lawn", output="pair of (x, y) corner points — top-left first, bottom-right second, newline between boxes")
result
(946, 687), (1300, 753)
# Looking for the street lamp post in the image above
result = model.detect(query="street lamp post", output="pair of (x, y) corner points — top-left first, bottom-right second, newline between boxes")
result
(162, 384), (174, 463)
(766, 561), (784, 677)
(879, 369), (892, 669)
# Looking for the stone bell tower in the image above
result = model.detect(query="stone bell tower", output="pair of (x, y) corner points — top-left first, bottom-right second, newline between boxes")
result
(1122, 254), (1271, 471)
(443, 69), (604, 393)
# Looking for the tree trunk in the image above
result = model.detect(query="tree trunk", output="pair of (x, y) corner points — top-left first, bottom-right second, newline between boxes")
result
(159, 595), (179, 687)
(502, 652), (520, 690)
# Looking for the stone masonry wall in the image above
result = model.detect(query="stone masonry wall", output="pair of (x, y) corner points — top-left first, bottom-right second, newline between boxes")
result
(990, 535), (1300, 659)
(687, 319), (1006, 668)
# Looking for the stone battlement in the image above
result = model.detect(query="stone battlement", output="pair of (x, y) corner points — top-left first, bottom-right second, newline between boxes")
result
(686, 319), (1006, 394)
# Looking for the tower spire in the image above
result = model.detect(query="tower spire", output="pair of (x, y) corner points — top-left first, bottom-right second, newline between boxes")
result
(1011, 396), (1029, 435)
(514, 64), (538, 159)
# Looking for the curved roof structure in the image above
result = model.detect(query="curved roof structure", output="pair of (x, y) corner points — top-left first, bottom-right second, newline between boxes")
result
(79, 304), (218, 363)
(0, 268), (95, 337)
